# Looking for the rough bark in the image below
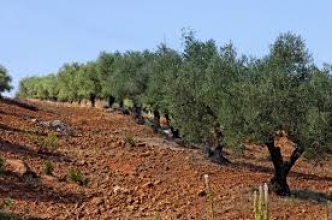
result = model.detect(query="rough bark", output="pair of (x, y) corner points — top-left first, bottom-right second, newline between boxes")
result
(153, 110), (160, 133)
(165, 113), (180, 138)
(132, 104), (144, 125)
(265, 140), (304, 196)
(164, 113), (171, 127)
(89, 94), (96, 108)
(108, 96), (115, 107)
(119, 100), (124, 108)
(206, 123), (230, 164)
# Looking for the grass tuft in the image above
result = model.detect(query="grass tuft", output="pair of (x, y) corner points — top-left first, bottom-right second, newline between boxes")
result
(43, 160), (54, 175)
(124, 135), (136, 147)
(41, 133), (59, 152)
(67, 168), (90, 186)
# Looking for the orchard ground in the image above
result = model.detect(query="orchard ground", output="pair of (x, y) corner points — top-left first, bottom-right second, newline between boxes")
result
(0, 98), (331, 219)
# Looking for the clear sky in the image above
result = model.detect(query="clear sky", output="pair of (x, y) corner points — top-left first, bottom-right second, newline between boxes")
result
(1, 1), (331, 96)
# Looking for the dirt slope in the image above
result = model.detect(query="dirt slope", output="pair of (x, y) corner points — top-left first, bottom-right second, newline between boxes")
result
(0, 99), (331, 220)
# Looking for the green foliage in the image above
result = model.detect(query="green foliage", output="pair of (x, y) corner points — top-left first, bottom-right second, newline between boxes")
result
(96, 51), (118, 99)
(168, 33), (219, 143)
(57, 63), (82, 102)
(143, 44), (182, 113)
(77, 62), (101, 101)
(124, 135), (136, 147)
(0, 213), (20, 220)
(0, 65), (12, 96)
(41, 133), (59, 152)
(123, 99), (134, 108)
(0, 157), (6, 174)
(2, 198), (14, 210)
(16, 30), (332, 162)
(0, 198), (19, 220)
(43, 160), (54, 175)
(67, 168), (89, 186)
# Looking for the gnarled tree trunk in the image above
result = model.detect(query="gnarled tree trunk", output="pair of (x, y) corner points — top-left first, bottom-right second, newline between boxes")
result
(265, 140), (304, 196)
(153, 110), (160, 133)
(164, 113), (171, 127)
(206, 122), (230, 164)
(132, 104), (144, 125)
(165, 113), (180, 138)
(119, 100), (124, 108)
(89, 94), (96, 108)
(108, 96), (115, 107)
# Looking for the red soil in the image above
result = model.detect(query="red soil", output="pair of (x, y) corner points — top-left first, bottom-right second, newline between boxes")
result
(0, 99), (331, 219)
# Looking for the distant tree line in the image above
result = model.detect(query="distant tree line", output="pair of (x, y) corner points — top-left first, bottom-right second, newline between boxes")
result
(17, 31), (332, 196)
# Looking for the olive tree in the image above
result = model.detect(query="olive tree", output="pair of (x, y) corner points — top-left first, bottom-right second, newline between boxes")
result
(96, 51), (119, 107)
(143, 44), (182, 131)
(57, 63), (81, 102)
(168, 31), (228, 162)
(0, 65), (12, 97)
(77, 62), (101, 107)
(226, 32), (332, 196)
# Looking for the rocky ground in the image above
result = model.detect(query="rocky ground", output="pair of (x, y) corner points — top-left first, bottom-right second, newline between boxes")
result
(0, 98), (331, 220)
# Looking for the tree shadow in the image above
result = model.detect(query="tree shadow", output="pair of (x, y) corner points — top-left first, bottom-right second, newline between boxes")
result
(0, 140), (73, 163)
(0, 212), (44, 220)
(0, 111), (36, 121)
(0, 124), (47, 137)
(232, 161), (332, 182)
(291, 189), (332, 203)
(0, 172), (93, 204)
(231, 161), (273, 173)
(0, 98), (38, 111)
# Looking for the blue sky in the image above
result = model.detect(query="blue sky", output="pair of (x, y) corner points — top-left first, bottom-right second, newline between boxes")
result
(1, 1), (331, 96)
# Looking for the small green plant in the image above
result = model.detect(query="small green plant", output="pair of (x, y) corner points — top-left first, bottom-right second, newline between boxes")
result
(0, 157), (6, 174)
(2, 198), (14, 210)
(124, 135), (135, 147)
(26, 133), (39, 145)
(154, 212), (161, 220)
(233, 143), (245, 157)
(204, 174), (215, 220)
(67, 169), (89, 186)
(253, 183), (269, 220)
(1, 197), (17, 219)
(43, 160), (54, 175)
(41, 133), (59, 152)
(0, 213), (20, 220)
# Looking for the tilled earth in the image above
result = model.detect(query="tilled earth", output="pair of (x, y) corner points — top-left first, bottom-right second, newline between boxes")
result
(0, 99), (331, 219)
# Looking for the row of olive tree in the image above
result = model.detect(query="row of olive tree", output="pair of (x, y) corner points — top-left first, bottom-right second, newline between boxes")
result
(17, 31), (332, 196)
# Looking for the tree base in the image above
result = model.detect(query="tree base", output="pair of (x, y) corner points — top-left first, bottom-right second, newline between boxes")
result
(206, 148), (231, 164)
(270, 177), (291, 196)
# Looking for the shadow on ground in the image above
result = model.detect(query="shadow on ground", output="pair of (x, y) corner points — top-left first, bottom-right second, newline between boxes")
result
(0, 124), (47, 137)
(292, 189), (332, 203)
(1, 98), (38, 111)
(0, 140), (73, 163)
(233, 161), (332, 182)
(0, 212), (44, 220)
(0, 172), (93, 204)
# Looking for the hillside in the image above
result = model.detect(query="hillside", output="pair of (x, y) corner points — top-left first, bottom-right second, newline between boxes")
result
(0, 98), (331, 219)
